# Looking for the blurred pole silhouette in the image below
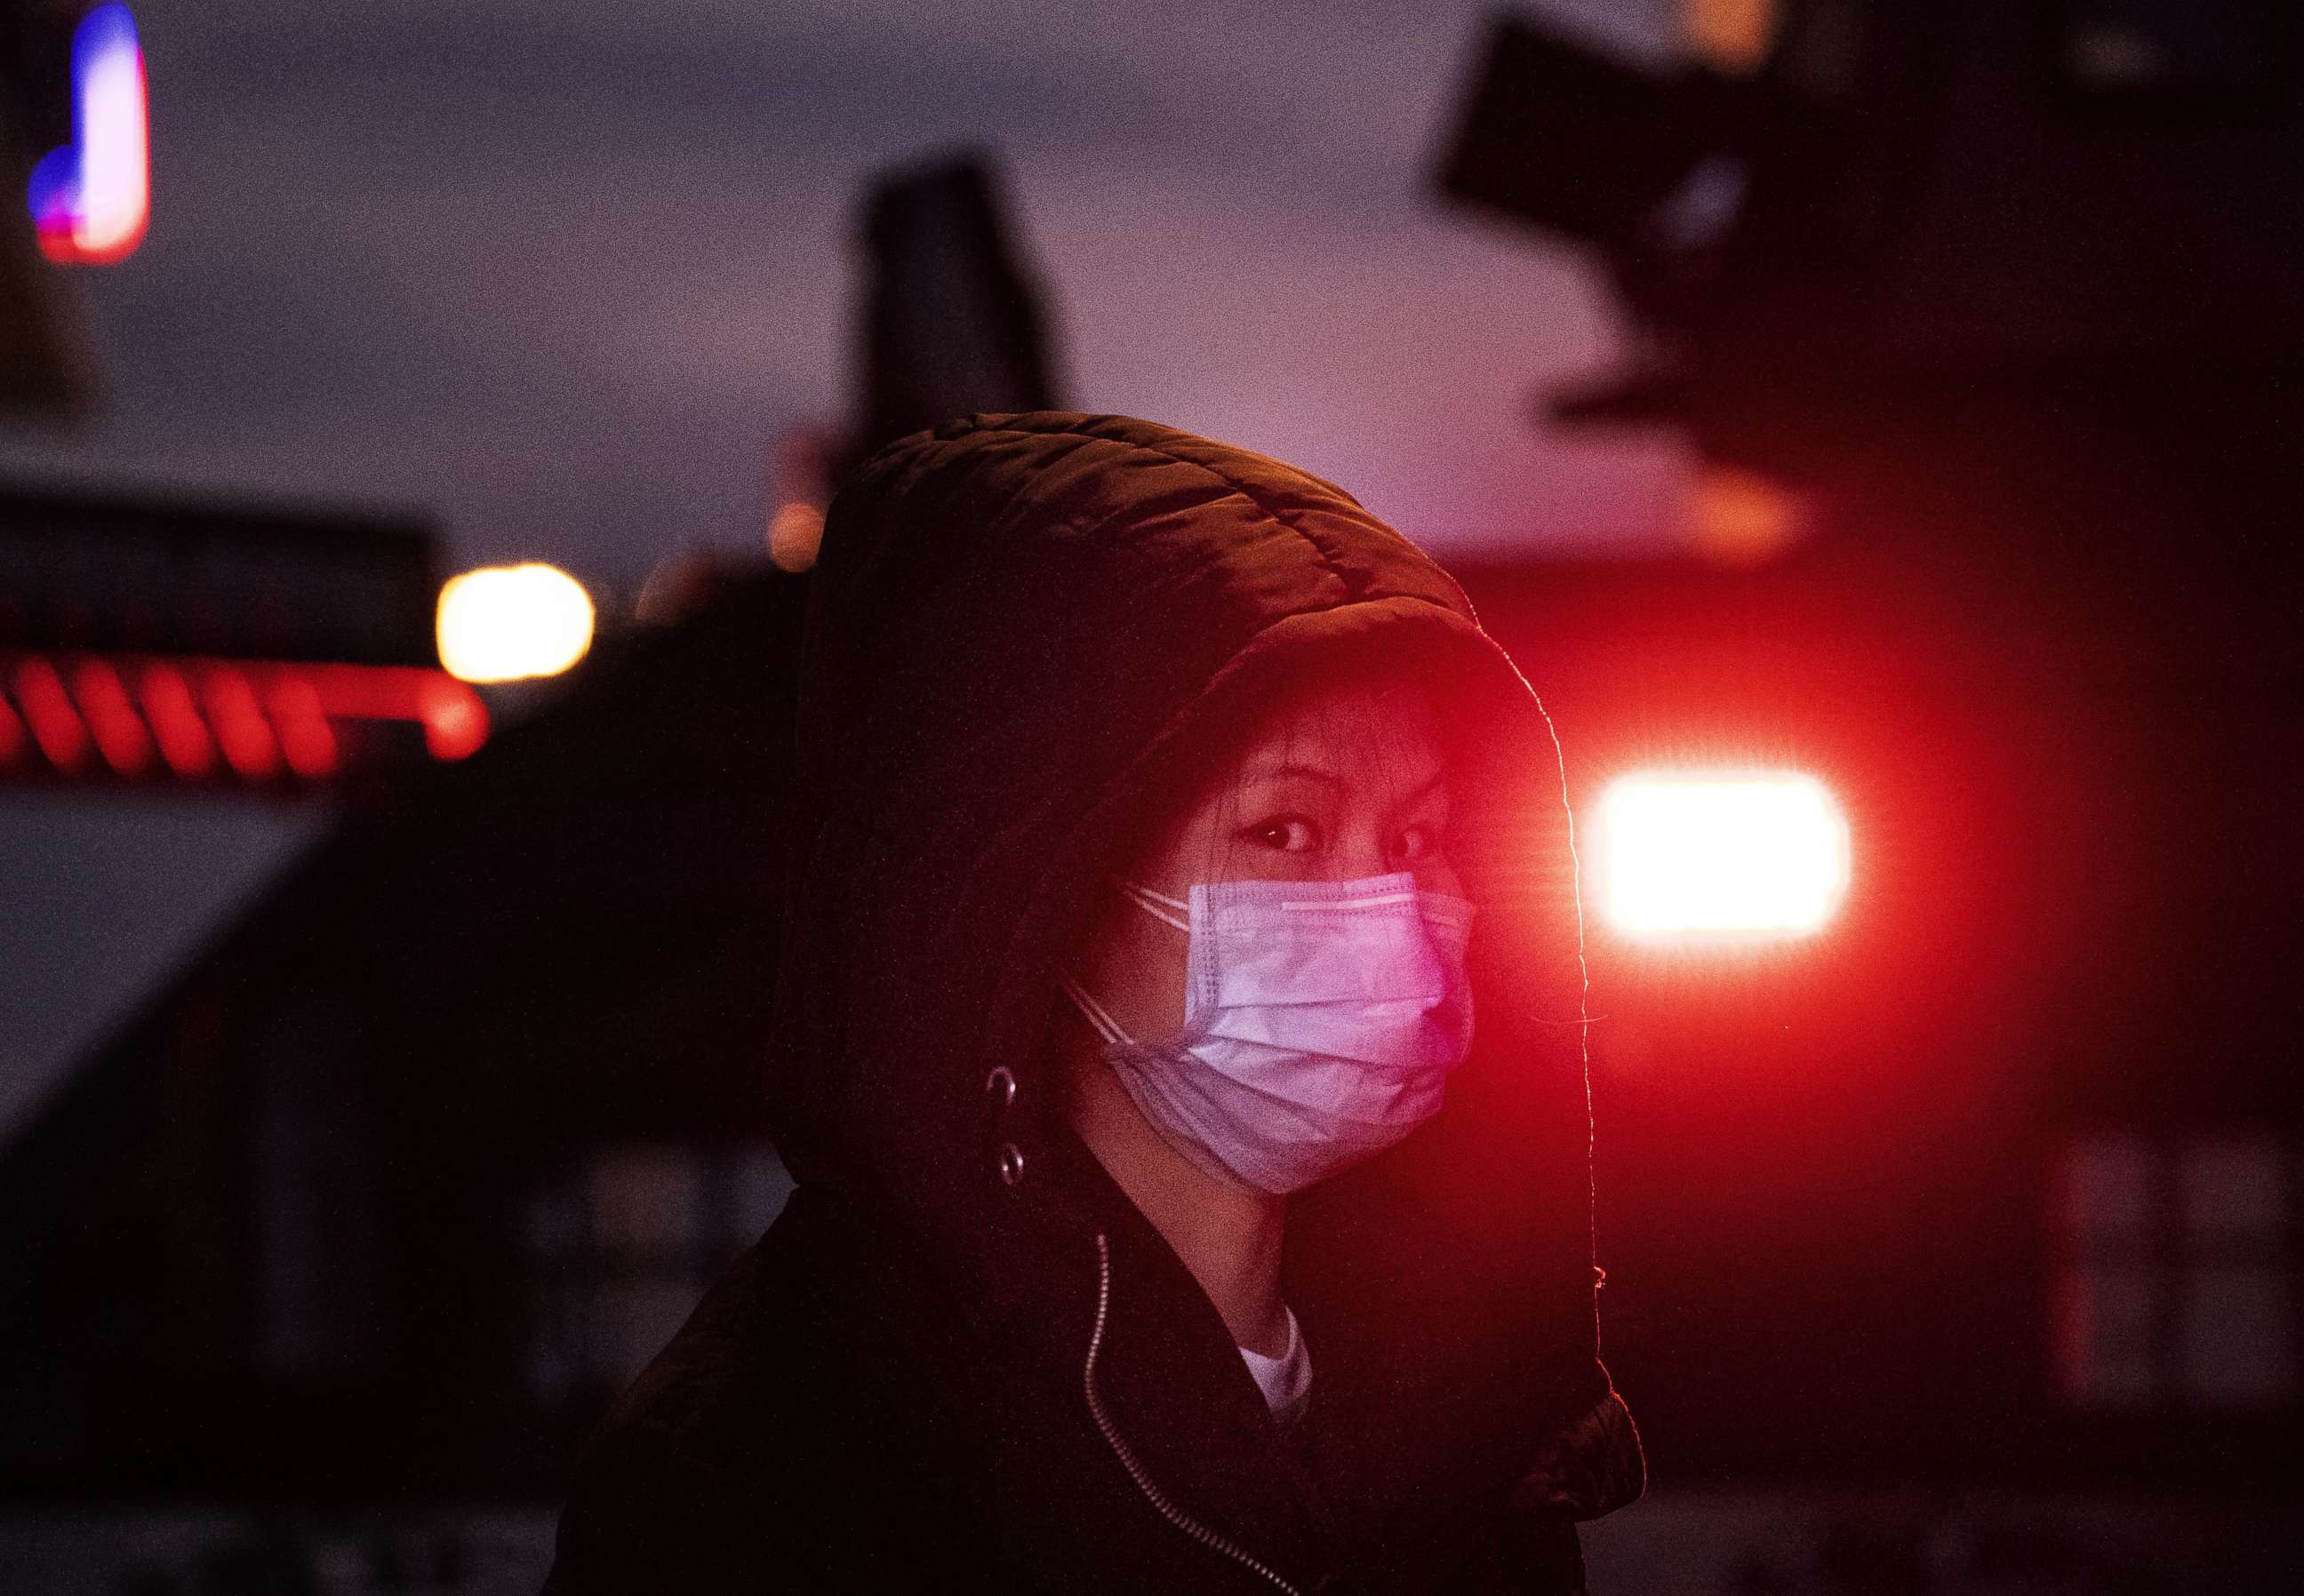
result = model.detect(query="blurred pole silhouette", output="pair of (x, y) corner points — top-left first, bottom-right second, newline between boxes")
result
(853, 153), (1062, 468)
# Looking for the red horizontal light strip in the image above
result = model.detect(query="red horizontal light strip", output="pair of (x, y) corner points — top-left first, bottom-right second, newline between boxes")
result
(0, 650), (489, 785)
(301, 662), (488, 761)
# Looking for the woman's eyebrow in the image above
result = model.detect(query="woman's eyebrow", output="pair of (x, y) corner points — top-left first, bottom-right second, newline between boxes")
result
(1238, 762), (1345, 787)
(1238, 763), (1449, 806)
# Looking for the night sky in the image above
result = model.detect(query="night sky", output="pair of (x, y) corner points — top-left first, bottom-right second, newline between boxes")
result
(2, 0), (1684, 1138)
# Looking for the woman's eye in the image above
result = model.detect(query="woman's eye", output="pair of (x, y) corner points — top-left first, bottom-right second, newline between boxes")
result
(1393, 824), (1437, 862)
(1247, 816), (1319, 852)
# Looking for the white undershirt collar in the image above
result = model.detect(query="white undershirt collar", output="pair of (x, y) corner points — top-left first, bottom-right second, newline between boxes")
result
(1237, 1304), (1312, 1424)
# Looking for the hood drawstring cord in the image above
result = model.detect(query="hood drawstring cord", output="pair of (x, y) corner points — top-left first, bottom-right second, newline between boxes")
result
(1083, 1233), (1304, 1596)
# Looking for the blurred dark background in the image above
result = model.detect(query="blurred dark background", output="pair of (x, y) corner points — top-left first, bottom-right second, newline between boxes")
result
(4, 2), (2300, 1592)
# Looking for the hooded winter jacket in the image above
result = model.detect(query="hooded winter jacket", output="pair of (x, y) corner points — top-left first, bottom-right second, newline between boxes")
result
(544, 413), (1643, 1594)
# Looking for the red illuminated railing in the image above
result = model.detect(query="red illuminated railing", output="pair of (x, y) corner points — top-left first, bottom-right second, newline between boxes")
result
(0, 650), (487, 787)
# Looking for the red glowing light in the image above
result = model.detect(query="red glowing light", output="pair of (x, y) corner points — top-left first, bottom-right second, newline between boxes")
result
(196, 664), (280, 779)
(134, 662), (218, 778)
(262, 673), (339, 779)
(0, 695), (25, 766)
(301, 662), (489, 761)
(12, 656), (91, 772)
(68, 657), (154, 775)
(418, 675), (488, 761)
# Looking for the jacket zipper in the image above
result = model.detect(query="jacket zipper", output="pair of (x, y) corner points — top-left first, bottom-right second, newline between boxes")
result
(1083, 1233), (1305, 1596)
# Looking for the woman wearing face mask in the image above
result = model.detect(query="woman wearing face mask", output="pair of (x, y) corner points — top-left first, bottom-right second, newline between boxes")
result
(545, 413), (1643, 1595)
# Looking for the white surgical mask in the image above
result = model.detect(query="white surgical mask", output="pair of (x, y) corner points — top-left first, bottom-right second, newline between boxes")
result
(1060, 873), (1476, 1194)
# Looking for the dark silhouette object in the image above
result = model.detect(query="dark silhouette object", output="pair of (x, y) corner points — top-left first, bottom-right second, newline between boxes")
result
(1437, 2), (2304, 482)
(854, 155), (1060, 465)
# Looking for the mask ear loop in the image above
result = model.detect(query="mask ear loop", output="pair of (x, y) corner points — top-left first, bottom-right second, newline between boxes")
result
(1111, 877), (1190, 933)
(1057, 974), (1136, 1049)
(1057, 879), (1190, 1049)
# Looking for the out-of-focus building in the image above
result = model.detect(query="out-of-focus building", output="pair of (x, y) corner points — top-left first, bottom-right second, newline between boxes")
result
(0, 572), (803, 1505)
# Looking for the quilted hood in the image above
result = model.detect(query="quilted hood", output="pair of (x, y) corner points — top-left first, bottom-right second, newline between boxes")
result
(764, 411), (1639, 1581)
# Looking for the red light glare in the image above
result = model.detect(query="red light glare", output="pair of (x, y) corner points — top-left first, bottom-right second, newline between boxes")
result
(0, 695), (25, 766)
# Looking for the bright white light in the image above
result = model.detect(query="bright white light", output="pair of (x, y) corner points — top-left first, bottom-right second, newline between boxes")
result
(74, 13), (148, 258)
(1594, 771), (1849, 937)
(27, 4), (148, 265)
(436, 563), (595, 683)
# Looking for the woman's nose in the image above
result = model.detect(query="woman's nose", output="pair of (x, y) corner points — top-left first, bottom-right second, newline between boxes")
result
(1331, 835), (1393, 881)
